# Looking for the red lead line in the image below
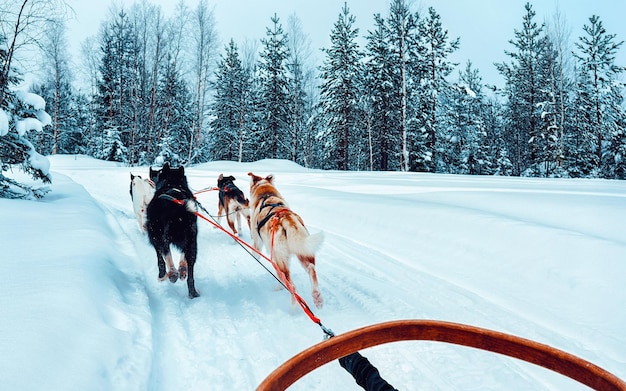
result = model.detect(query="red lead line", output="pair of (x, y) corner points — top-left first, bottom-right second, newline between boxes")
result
(192, 207), (323, 325)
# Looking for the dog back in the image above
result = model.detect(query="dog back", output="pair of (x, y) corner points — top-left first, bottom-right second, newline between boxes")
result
(147, 164), (197, 251)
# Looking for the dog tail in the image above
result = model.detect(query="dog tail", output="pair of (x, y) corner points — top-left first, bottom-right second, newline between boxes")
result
(286, 228), (324, 256)
(306, 231), (324, 253)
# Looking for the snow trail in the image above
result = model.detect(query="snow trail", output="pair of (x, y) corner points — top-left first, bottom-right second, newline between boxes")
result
(43, 156), (625, 390)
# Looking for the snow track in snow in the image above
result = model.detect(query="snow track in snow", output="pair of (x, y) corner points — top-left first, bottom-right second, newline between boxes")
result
(48, 158), (624, 390)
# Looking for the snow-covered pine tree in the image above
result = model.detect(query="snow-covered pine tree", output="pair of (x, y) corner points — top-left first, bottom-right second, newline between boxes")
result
(532, 38), (566, 177)
(544, 11), (575, 178)
(386, 0), (419, 172)
(154, 55), (193, 166)
(257, 14), (291, 160)
(239, 42), (263, 163)
(496, 2), (551, 176)
(601, 99), (626, 179)
(564, 66), (598, 177)
(414, 6), (459, 173)
(97, 125), (128, 162)
(210, 39), (247, 162)
(94, 10), (139, 163)
(318, 3), (363, 171)
(364, 13), (399, 171)
(484, 97), (508, 175)
(440, 61), (493, 175)
(574, 15), (625, 179)
(0, 32), (51, 199)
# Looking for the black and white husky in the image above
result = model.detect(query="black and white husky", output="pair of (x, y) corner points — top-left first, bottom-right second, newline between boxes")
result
(129, 173), (155, 232)
(146, 163), (199, 298)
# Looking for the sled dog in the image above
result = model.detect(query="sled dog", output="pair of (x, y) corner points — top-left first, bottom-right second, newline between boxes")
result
(130, 173), (155, 232)
(248, 172), (324, 308)
(216, 174), (251, 236)
(146, 163), (200, 298)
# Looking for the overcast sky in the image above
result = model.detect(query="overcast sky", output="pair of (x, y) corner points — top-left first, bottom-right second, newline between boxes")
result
(66, 0), (626, 87)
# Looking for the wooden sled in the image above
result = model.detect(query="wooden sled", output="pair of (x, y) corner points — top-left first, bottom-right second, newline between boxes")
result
(257, 320), (626, 390)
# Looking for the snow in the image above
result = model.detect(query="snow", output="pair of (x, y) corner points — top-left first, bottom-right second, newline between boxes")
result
(35, 109), (52, 127)
(28, 148), (51, 175)
(15, 90), (47, 111)
(16, 117), (43, 136)
(1, 154), (625, 390)
(0, 108), (8, 136)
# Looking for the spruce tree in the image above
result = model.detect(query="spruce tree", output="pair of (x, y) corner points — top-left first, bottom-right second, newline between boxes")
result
(0, 33), (52, 199)
(440, 61), (492, 175)
(564, 66), (598, 177)
(414, 7), (459, 172)
(496, 2), (552, 176)
(94, 11), (139, 163)
(574, 15), (625, 179)
(257, 14), (290, 160)
(318, 3), (363, 170)
(210, 40), (246, 162)
(364, 14), (397, 171)
(387, 0), (419, 171)
(154, 56), (193, 166)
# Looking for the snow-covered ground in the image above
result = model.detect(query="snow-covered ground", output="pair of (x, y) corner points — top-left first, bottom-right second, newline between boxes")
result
(2, 154), (625, 390)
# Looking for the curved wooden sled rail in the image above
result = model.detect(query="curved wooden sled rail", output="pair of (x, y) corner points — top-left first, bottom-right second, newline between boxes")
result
(257, 320), (626, 391)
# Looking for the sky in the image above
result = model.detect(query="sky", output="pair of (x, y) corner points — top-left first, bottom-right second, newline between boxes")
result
(1, 154), (625, 389)
(65, 0), (626, 87)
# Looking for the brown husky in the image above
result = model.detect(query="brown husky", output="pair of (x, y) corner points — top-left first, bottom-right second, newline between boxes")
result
(216, 174), (251, 236)
(247, 172), (324, 309)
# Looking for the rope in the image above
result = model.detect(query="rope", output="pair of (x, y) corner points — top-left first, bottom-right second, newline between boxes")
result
(192, 186), (219, 195)
(163, 194), (409, 390)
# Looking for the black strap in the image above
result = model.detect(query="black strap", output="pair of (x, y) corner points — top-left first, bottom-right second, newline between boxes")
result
(158, 187), (193, 203)
(255, 195), (285, 234)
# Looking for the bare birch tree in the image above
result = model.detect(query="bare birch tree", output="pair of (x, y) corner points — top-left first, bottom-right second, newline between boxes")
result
(187, 0), (217, 164)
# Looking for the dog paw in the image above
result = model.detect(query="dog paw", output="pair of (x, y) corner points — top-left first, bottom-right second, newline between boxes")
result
(312, 290), (323, 309)
(168, 269), (179, 284)
(188, 289), (200, 299)
(179, 264), (188, 280)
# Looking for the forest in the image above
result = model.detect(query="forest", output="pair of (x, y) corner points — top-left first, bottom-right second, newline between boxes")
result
(1, 0), (625, 198)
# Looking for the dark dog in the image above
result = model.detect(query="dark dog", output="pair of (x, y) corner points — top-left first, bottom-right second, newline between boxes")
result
(146, 163), (199, 298)
(217, 174), (251, 236)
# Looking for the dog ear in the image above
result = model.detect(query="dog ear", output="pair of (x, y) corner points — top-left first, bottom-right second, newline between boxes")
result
(163, 162), (170, 171)
(228, 175), (236, 182)
(266, 174), (274, 183)
(218, 173), (223, 180)
(248, 172), (259, 183)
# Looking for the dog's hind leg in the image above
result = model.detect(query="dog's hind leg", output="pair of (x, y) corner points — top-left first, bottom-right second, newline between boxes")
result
(178, 256), (188, 280)
(183, 244), (199, 298)
(163, 251), (179, 283)
(217, 202), (224, 226)
(274, 255), (299, 306)
(226, 213), (238, 236)
(298, 255), (323, 309)
(235, 207), (242, 234)
(156, 249), (168, 281)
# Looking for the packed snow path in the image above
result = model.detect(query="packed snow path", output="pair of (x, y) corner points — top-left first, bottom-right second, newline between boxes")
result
(42, 156), (626, 389)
